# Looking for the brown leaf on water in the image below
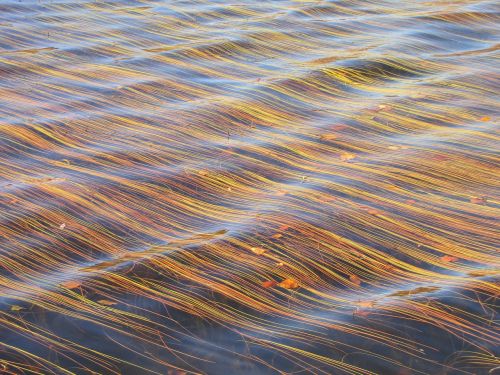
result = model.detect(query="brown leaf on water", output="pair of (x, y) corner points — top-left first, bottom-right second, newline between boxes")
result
(367, 209), (380, 216)
(432, 154), (449, 162)
(320, 195), (337, 202)
(479, 116), (491, 122)
(60, 280), (81, 289)
(262, 280), (277, 288)
(271, 233), (283, 239)
(467, 269), (499, 277)
(320, 133), (338, 141)
(275, 189), (289, 196)
(24, 177), (66, 185)
(381, 263), (396, 272)
(278, 278), (299, 289)
(331, 124), (349, 131)
(349, 274), (361, 286)
(354, 300), (375, 308)
(275, 261), (284, 267)
(470, 196), (487, 204)
(389, 286), (439, 297)
(353, 309), (371, 317)
(97, 300), (117, 306)
(250, 247), (267, 255)
(278, 224), (290, 231)
(441, 255), (459, 263)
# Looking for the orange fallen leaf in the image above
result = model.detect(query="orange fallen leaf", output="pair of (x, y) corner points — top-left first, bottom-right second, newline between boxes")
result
(381, 263), (396, 271)
(60, 280), (81, 289)
(355, 300), (375, 308)
(353, 309), (371, 317)
(321, 195), (337, 202)
(261, 280), (277, 288)
(198, 170), (209, 176)
(470, 196), (487, 204)
(331, 124), (348, 131)
(432, 154), (449, 161)
(340, 152), (356, 162)
(320, 133), (338, 141)
(479, 116), (491, 122)
(367, 209), (380, 216)
(349, 274), (361, 286)
(97, 300), (117, 306)
(377, 104), (393, 112)
(275, 261), (284, 267)
(271, 233), (283, 239)
(441, 255), (459, 263)
(278, 224), (290, 231)
(278, 278), (299, 289)
(250, 247), (267, 255)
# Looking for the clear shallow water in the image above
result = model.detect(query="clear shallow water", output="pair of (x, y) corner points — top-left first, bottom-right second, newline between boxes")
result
(0, 0), (499, 374)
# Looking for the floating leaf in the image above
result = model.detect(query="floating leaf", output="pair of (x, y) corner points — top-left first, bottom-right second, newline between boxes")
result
(250, 247), (267, 255)
(320, 133), (338, 141)
(59, 223), (66, 230)
(10, 305), (23, 311)
(367, 209), (380, 216)
(60, 280), (81, 289)
(470, 196), (487, 204)
(387, 145), (408, 151)
(275, 261), (284, 267)
(349, 274), (361, 286)
(278, 278), (299, 289)
(340, 152), (356, 162)
(97, 300), (117, 306)
(432, 154), (449, 161)
(479, 116), (491, 122)
(389, 286), (439, 297)
(467, 269), (499, 277)
(275, 189), (288, 196)
(261, 280), (277, 288)
(354, 300), (375, 308)
(271, 233), (283, 239)
(377, 104), (393, 112)
(278, 224), (290, 231)
(441, 255), (459, 263)
(331, 124), (348, 131)
(353, 309), (371, 317)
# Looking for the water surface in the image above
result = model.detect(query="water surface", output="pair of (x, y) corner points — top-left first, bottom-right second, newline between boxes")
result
(0, 0), (499, 374)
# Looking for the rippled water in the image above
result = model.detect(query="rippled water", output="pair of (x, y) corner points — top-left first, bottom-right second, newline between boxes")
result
(0, 0), (499, 374)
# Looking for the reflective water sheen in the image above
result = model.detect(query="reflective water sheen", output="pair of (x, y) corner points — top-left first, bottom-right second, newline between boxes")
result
(0, 0), (499, 374)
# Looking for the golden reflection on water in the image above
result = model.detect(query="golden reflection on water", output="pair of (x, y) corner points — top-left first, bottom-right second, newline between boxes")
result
(0, 0), (498, 374)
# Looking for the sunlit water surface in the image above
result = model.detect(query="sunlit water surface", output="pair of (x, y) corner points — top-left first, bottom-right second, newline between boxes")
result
(0, 0), (499, 374)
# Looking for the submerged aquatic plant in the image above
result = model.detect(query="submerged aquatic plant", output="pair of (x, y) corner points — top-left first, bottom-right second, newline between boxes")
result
(0, 0), (498, 374)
